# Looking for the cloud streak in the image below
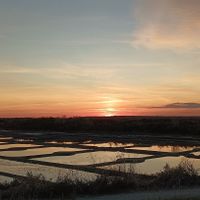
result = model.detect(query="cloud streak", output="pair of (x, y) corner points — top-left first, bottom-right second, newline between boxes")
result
(132, 0), (200, 50)
(151, 103), (200, 109)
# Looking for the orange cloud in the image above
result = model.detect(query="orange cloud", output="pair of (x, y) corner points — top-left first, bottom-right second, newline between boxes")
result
(132, 0), (200, 50)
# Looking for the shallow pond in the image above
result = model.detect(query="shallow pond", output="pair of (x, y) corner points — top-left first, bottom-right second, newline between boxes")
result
(0, 147), (84, 157)
(0, 139), (200, 183)
(101, 156), (200, 175)
(126, 145), (195, 152)
(34, 151), (149, 165)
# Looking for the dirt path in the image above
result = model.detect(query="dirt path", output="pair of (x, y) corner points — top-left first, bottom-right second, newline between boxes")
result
(78, 187), (200, 200)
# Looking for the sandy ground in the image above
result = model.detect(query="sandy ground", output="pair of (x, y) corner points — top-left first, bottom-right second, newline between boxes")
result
(78, 187), (200, 200)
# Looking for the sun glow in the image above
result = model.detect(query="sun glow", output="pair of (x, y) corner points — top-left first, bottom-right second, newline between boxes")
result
(100, 97), (121, 117)
(104, 107), (116, 117)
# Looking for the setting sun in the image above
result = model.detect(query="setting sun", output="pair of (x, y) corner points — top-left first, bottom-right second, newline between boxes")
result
(104, 108), (116, 117)
(99, 97), (121, 117)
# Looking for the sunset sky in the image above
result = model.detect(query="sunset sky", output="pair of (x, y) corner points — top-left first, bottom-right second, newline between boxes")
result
(1, 0), (200, 117)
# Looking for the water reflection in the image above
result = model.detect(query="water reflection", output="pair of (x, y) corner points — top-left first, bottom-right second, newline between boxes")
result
(192, 152), (200, 156)
(34, 151), (149, 165)
(126, 145), (196, 153)
(0, 147), (84, 157)
(83, 142), (134, 148)
(0, 136), (200, 183)
(0, 144), (40, 150)
(0, 137), (13, 140)
(102, 156), (200, 175)
(135, 156), (200, 174)
(0, 158), (96, 182)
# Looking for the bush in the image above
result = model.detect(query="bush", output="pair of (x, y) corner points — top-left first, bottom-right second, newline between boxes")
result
(154, 161), (199, 189)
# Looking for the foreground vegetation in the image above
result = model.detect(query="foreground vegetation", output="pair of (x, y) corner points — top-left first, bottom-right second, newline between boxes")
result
(0, 161), (200, 199)
(1, 116), (200, 136)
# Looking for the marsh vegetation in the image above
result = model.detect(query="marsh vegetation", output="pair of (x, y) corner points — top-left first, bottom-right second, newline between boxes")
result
(0, 161), (200, 199)
(1, 117), (200, 136)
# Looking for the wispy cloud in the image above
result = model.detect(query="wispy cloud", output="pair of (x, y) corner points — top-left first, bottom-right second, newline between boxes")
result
(0, 64), (114, 78)
(151, 102), (200, 109)
(132, 0), (200, 50)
